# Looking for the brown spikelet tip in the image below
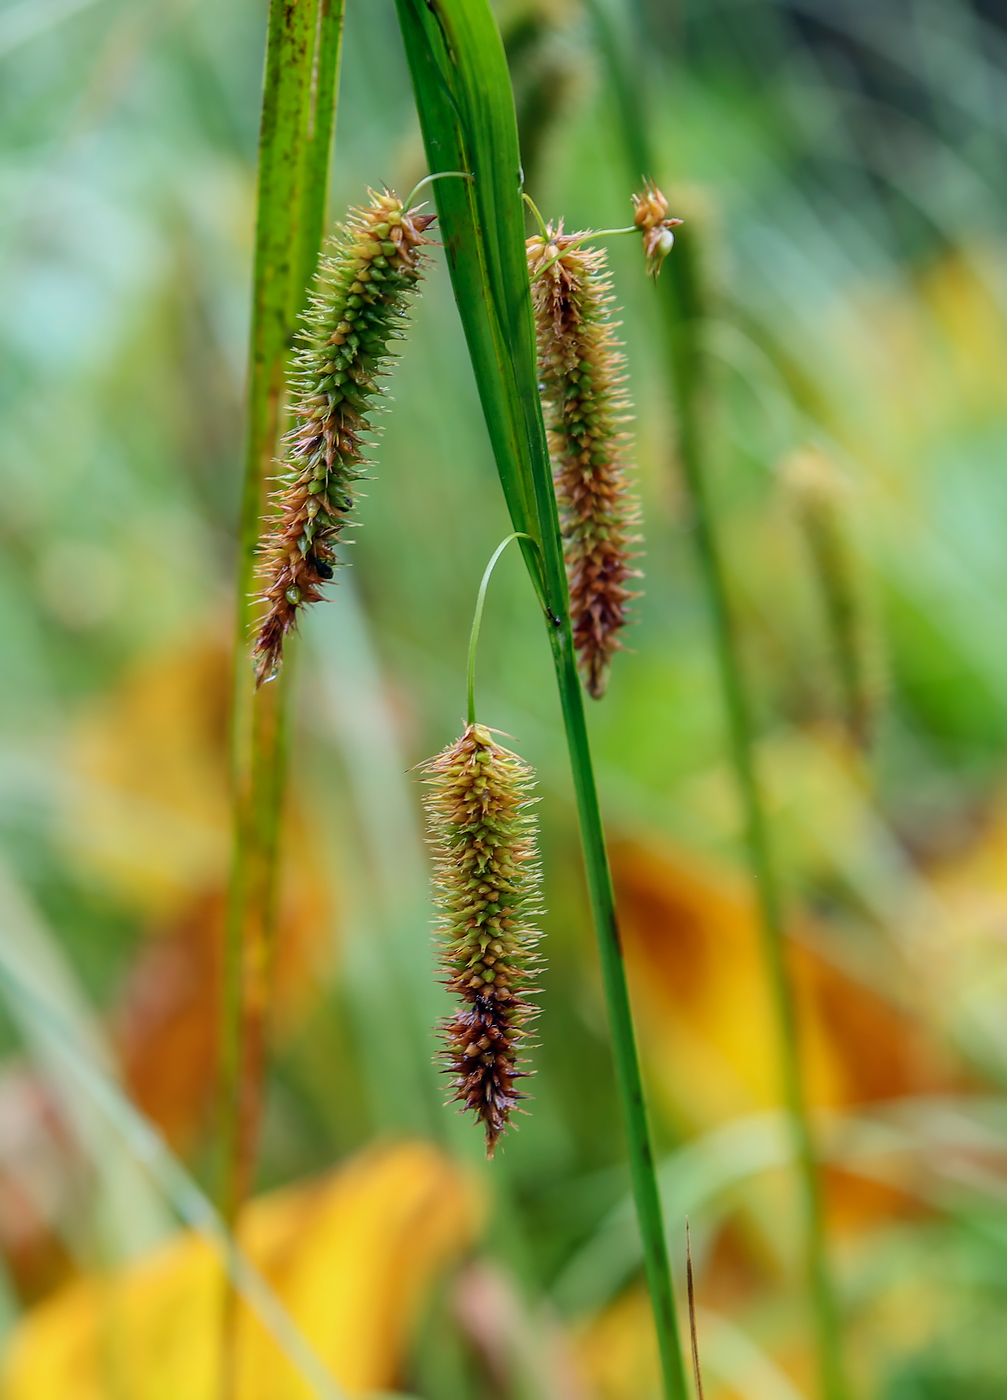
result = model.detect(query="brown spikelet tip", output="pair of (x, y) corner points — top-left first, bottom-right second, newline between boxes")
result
(422, 723), (543, 1156)
(527, 224), (642, 699)
(251, 189), (436, 687)
(631, 180), (683, 277)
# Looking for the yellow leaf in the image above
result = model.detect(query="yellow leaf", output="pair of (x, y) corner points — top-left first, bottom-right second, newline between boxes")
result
(62, 639), (232, 916)
(1, 1140), (482, 1399)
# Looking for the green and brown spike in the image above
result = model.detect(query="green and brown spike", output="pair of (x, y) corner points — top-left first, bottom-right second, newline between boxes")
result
(528, 225), (642, 698)
(252, 189), (434, 686)
(422, 723), (542, 1156)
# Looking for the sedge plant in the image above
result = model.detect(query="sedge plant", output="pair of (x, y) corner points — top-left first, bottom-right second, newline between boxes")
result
(393, 2), (690, 1397)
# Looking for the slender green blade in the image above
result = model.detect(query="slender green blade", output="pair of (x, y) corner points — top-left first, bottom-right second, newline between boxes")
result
(239, 0), (346, 594)
(221, 0), (345, 1225)
(393, 0), (542, 583)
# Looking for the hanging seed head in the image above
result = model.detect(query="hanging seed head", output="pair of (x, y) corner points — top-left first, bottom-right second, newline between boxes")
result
(251, 189), (435, 686)
(528, 224), (641, 698)
(422, 723), (543, 1157)
(632, 180), (683, 277)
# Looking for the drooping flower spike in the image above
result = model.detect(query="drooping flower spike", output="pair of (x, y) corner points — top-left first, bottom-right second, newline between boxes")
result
(632, 181), (683, 277)
(422, 723), (542, 1156)
(420, 533), (545, 1156)
(252, 188), (435, 686)
(528, 224), (642, 699)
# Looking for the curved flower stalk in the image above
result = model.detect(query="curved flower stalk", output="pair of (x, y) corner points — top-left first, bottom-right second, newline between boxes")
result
(252, 189), (435, 686)
(422, 723), (542, 1156)
(528, 225), (641, 698)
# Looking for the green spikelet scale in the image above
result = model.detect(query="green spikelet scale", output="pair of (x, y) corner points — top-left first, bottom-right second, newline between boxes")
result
(252, 189), (435, 685)
(422, 723), (542, 1156)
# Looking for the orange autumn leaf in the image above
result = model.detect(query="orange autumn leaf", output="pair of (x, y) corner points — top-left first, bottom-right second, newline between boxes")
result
(578, 1289), (660, 1400)
(112, 889), (225, 1149)
(610, 839), (953, 1230)
(61, 637), (232, 915)
(0, 1139), (481, 1400)
(62, 635), (332, 1148)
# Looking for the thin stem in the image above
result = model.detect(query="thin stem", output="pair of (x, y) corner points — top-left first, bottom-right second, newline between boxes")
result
(466, 532), (533, 726)
(674, 391), (846, 1399)
(579, 224), (638, 239)
(523, 193), (639, 249)
(528, 224), (642, 284)
(522, 192), (550, 238)
(582, 7), (848, 1399)
(803, 507), (871, 749)
(405, 169), (474, 209)
(550, 624), (689, 1400)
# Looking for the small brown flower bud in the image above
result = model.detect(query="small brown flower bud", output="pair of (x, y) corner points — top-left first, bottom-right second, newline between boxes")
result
(631, 180), (683, 277)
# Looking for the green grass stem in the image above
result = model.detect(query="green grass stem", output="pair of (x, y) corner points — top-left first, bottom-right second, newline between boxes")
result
(669, 318), (847, 1400)
(801, 493), (873, 749)
(586, 7), (849, 1397)
(221, 0), (344, 1239)
(219, 3), (343, 1392)
(394, 4), (689, 1397)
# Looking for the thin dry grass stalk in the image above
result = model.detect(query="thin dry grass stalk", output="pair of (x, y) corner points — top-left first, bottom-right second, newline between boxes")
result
(782, 446), (880, 748)
(422, 723), (542, 1156)
(685, 1220), (706, 1400)
(252, 189), (434, 686)
(528, 225), (641, 698)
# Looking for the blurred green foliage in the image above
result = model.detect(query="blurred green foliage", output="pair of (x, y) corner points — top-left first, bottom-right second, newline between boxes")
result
(3, 0), (1007, 1396)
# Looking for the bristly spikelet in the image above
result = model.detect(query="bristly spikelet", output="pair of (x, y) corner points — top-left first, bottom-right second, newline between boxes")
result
(528, 225), (641, 699)
(252, 189), (435, 686)
(422, 723), (542, 1157)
